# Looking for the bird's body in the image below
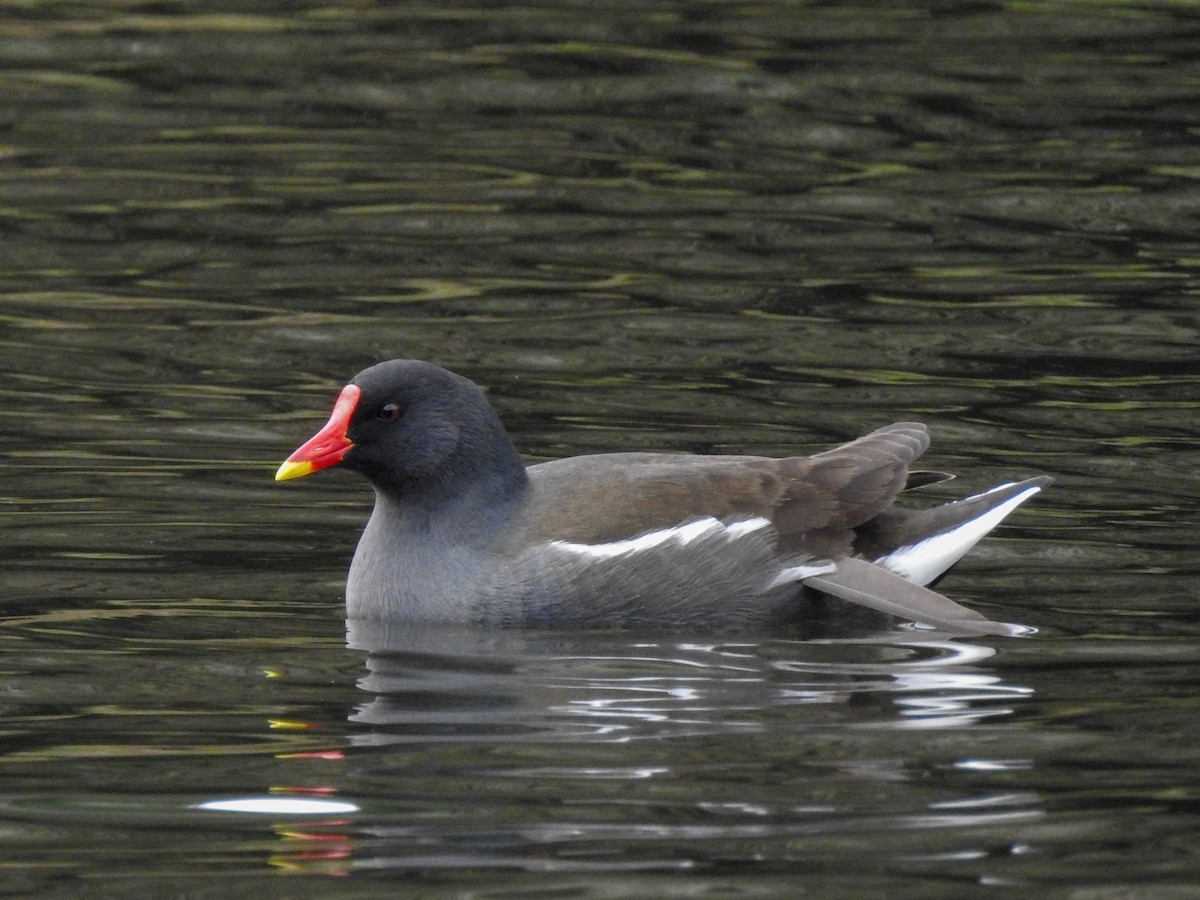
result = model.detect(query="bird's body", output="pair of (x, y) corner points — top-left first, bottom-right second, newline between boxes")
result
(277, 360), (1050, 635)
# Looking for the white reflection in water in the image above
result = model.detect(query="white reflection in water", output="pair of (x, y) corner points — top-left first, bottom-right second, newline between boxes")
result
(196, 797), (360, 815)
(955, 758), (1033, 772)
(770, 637), (1032, 729)
(891, 670), (1034, 728)
(345, 622), (1034, 741)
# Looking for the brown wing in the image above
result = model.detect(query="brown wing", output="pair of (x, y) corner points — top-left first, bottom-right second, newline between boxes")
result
(521, 422), (930, 559)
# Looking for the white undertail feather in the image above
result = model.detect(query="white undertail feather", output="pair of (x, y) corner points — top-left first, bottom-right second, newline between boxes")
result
(876, 482), (1045, 586)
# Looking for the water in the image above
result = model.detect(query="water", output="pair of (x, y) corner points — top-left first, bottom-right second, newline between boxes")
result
(3, 1), (1200, 896)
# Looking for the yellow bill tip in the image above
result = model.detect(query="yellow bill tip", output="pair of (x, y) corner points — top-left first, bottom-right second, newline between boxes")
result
(275, 459), (315, 482)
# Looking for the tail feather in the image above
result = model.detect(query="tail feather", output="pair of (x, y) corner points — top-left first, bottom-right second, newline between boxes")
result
(803, 557), (1029, 637)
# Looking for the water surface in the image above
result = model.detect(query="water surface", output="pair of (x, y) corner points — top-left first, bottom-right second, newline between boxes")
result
(2, 1), (1199, 896)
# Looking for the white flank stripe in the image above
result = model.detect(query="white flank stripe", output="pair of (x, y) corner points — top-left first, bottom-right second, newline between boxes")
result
(767, 561), (838, 589)
(723, 516), (773, 538)
(878, 483), (1043, 585)
(550, 516), (772, 560)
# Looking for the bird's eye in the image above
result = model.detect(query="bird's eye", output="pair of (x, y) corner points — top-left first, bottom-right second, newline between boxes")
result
(377, 402), (402, 423)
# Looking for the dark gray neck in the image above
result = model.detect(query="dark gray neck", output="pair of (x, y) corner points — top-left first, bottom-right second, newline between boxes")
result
(379, 435), (527, 521)
(346, 460), (529, 622)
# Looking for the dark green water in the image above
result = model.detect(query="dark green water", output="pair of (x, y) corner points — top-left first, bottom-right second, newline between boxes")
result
(2, 2), (1199, 896)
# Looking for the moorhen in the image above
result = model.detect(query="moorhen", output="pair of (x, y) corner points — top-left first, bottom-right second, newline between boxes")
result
(277, 360), (1050, 635)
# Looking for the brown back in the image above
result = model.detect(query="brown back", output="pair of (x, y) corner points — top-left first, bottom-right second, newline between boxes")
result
(521, 423), (930, 559)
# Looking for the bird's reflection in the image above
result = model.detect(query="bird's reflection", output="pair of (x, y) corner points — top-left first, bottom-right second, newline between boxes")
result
(344, 618), (1036, 741)
(237, 619), (1046, 876)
